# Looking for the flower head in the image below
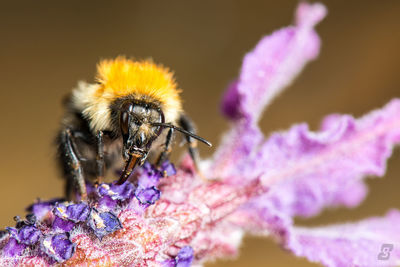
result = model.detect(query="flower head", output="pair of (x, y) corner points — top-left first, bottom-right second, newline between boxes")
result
(1, 2), (400, 266)
(41, 233), (75, 263)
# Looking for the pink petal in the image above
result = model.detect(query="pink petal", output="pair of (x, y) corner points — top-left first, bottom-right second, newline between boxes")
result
(286, 210), (400, 267)
(207, 122), (263, 178)
(213, 2), (326, 177)
(221, 2), (326, 122)
(250, 99), (400, 218)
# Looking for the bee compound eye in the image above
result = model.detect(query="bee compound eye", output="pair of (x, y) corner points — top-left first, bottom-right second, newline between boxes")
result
(120, 111), (129, 135)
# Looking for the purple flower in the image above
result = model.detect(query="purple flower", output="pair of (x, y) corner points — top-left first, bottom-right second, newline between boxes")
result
(87, 208), (122, 240)
(53, 202), (90, 223)
(1, 2), (400, 267)
(26, 198), (62, 222)
(285, 210), (400, 266)
(97, 195), (118, 210)
(162, 246), (194, 267)
(41, 233), (75, 263)
(138, 161), (164, 188)
(133, 162), (164, 207)
(52, 202), (90, 231)
(2, 238), (26, 257)
(160, 160), (177, 177)
(96, 181), (135, 210)
(97, 181), (135, 201)
(15, 225), (41, 245)
(175, 246), (194, 267)
(98, 164), (166, 211)
(1, 218), (42, 257)
(52, 217), (76, 232)
(135, 186), (161, 205)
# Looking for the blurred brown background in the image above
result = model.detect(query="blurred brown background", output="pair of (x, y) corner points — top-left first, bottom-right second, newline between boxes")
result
(0, 1), (399, 266)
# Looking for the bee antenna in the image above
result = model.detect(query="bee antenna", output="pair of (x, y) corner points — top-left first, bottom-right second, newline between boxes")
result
(151, 122), (212, 147)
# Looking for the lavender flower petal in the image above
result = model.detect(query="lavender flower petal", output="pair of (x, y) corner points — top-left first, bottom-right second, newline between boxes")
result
(131, 162), (168, 208)
(248, 99), (400, 218)
(176, 246), (194, 267)
(211, 3), (326, 179)
(41, 233), (75, 263)
(162, 258), (176, 267)
(2, 238), (26, 257)
(285, 210), (400, 267)
(208, 123), (263, 179)
(52, 202), (90, 232)
(160, 160), (177, 177)
(98, 181), (135, 201)
(26, 198), (62, 221)
(17, 225), (41, 245)
(53, 202), (90, 223)
(65, 202), (90, 222)
(221, 2), (325, 122)
(5, 225), (41, 247)
(220, 80), (241, 120)
(98, 195), (118, 210)
(135, 186), (161, 205)
(138, 162), (163, 188)
(87, 209), (122, 240)
(52, 216), (75, 232)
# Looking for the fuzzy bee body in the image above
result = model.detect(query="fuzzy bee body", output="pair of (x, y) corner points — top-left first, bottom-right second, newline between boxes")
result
(57, 57), (211, 200)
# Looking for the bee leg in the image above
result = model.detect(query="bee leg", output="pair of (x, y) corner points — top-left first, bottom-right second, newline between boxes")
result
(156, 128), (174, 167)
(60, 128), (88, 201)
(65, 177), (73, 200)
(95, 131), (105, 186)
(178, 114), (201, 172)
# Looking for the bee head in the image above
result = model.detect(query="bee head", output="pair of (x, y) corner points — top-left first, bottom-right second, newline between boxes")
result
(119, 102), (164, 162)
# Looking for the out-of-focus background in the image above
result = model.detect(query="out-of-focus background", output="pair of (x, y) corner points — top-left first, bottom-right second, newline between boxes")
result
(0, 1), (399, 266)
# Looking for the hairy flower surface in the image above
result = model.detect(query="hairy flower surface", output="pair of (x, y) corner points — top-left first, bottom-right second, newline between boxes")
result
(1, 2), (400, 267)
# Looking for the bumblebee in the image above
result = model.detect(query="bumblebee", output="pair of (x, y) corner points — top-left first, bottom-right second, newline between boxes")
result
(57, 57), (211, 200)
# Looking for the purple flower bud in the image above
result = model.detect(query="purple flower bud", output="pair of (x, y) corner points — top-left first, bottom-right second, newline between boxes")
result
(176, 246), (194, 267)
(98, 195), (118, 210)
(221, 80), (242, 120)
(41, 233), (75, 263)
(160, 160), (177, 177)
(2, 238), (26, 257)
(52, 216), (75, 232)
(161, 246), (194, 267)
(53, 202), (90, 223)
(135, 186), (161, 205)
(17, 225), (41, 245)
(6, 225), (41, 246)
(87, 209), (122, 240)
(142, 161), (161, 176)
(139, 162), (163, 188)
(26, 198), (62, 221)
(162, 259), (176, 267)
(98, 181), (135, 201)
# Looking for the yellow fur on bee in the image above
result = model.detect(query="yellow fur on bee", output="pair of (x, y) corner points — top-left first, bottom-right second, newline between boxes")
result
(71, 57), (182, 132)
(96, 57), (181, 106)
